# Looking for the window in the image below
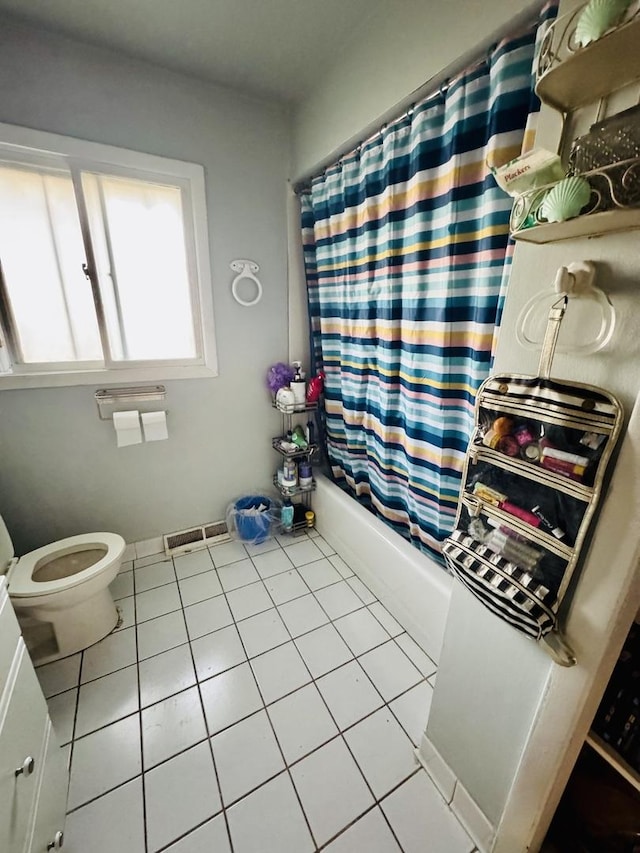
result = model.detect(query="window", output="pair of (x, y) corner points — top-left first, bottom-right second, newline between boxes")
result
(0, 123), (217, 388)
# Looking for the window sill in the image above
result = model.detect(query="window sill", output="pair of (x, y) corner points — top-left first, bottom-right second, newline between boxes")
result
(0, 363), (218, 391)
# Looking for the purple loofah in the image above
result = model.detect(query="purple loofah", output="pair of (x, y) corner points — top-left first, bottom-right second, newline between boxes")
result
(266, 362), (295, 393)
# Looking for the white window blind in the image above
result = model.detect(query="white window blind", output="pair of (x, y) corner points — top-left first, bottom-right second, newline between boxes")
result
(0, 123), (216, 388)
(0, 163), (102, 364)
(82, 173), (197, 362)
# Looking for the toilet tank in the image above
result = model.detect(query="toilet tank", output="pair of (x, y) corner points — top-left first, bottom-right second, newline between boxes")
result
(0, 515), (15, 575)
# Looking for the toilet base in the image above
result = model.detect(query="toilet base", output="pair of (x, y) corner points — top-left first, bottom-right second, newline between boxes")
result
(15, 587), (119, 666)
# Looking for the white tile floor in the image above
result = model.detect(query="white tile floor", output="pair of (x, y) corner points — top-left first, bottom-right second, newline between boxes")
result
(37, 529), (476, 853)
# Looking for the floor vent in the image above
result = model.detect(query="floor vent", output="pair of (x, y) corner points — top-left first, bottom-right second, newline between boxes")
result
(163, 520), (230, 556)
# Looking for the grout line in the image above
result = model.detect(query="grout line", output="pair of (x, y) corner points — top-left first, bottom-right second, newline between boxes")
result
(143, 734), (212, 775)
(314, 801), (380, 850)
(386, 680), (433, 742)
(377, 764), (424, 803)
(171, 556), (236, 853)
(57, 614), (428, 742)
(312, 765), (425, 852)
(135, 554), (152, 853)
(253, 559), (413, 846)
(219, 766), (291, 814)
(366, 599), (404, 636)
(71, 695), (139, 743)
(123, 544), (357, 627)
(61, 603), (428, 727)
(246, 544), (417, 852)
(64, 654), (430, 757)
(153, 811), (224, 853)
(65, 771), (144, 816)
(243, 560), (324, 850)
(57, 534), (438, 853)
(392, 633), (438, 680)
(64, 649), (83, 786)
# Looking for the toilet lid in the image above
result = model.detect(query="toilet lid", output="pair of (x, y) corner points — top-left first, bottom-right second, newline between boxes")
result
(9, 533), (125, 597)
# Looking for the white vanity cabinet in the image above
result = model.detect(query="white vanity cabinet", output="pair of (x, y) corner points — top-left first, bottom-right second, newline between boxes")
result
(0, 578), (68, 852)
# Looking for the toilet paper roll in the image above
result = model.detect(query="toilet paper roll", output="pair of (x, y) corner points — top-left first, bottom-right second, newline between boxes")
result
(141, 411), (168, 442)
(113, 410), (142, 447)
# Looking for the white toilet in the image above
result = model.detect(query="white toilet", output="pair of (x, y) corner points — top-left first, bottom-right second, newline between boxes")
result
(0, 513), (125, 665)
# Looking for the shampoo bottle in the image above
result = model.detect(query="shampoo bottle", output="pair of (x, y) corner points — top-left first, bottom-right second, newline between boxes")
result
(306, 419), (315, 445)
(281, 498), (294, 532)
(298, 460), (313, 488)
(282, 458), (297, 489)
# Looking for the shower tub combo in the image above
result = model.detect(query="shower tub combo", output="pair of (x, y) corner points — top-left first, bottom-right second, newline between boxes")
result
(313, 473), (453, 666)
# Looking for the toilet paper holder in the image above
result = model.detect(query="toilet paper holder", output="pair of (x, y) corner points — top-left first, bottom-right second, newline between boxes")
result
(95, 385), (167, 420)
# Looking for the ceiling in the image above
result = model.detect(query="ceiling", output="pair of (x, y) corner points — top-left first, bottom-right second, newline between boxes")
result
(0, 0), (391, 104)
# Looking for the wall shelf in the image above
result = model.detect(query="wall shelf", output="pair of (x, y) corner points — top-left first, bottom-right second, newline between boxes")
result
(507, 4), (640, 244)
(272, 437), (318, 459)
(272, 474), (316, 497)
(536, 7), (640, 112)
(585, 732), (640, 794)
(510, 154), (640, 243)
(512, 207), (640, 243)
(272, 399), (318, 415)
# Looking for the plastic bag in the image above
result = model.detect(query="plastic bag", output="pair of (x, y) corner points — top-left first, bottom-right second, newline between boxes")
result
(225, 493), (281, 545)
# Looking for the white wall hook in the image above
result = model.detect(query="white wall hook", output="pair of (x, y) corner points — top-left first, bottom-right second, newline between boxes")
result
(230, 259), (262, 307)
(553, 260), (597, 297)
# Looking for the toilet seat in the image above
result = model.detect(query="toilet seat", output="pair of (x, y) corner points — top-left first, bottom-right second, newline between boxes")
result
(8, 533), (125, 598)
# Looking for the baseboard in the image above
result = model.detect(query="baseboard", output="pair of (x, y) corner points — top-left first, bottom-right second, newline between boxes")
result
(133, 536), (164, 559)
(418, 732), (495, 852)
(417, 732), (457, 803)
(122, 543), (136, 562)
(451, 778), (495, 852)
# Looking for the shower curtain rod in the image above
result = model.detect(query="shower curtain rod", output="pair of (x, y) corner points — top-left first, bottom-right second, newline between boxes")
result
(292, 0), (545, 195)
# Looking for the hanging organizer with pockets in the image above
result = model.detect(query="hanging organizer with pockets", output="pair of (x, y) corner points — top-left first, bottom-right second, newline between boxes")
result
(442, 296), (623, 666)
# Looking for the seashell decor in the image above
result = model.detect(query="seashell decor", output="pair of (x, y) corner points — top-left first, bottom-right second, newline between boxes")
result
(574, 0), (632, 48)
(539, 176), (592, 222)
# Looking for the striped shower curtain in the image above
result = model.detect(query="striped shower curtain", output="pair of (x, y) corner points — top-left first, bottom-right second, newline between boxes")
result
(300, 8), (555, 561)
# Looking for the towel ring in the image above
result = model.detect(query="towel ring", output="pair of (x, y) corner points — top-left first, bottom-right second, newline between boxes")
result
(516, 261), (615, 355)
(230, 259), (262, 307)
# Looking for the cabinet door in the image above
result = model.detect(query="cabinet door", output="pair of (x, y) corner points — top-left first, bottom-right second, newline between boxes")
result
(0, 642), (49, 853)
(29, 721), (68, 853)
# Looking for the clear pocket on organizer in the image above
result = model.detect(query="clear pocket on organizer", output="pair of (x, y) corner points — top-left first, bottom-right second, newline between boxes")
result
(465, 459), (587, 550)
(475, 405), (608, 488)
(457, 501), (570, 597)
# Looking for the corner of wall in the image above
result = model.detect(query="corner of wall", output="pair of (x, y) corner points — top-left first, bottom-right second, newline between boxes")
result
(286, 187), (310, 366)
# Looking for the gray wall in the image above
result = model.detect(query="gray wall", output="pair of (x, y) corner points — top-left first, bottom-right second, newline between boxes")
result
(292, 0), (535, 179)
(0, 17), (291, 552)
